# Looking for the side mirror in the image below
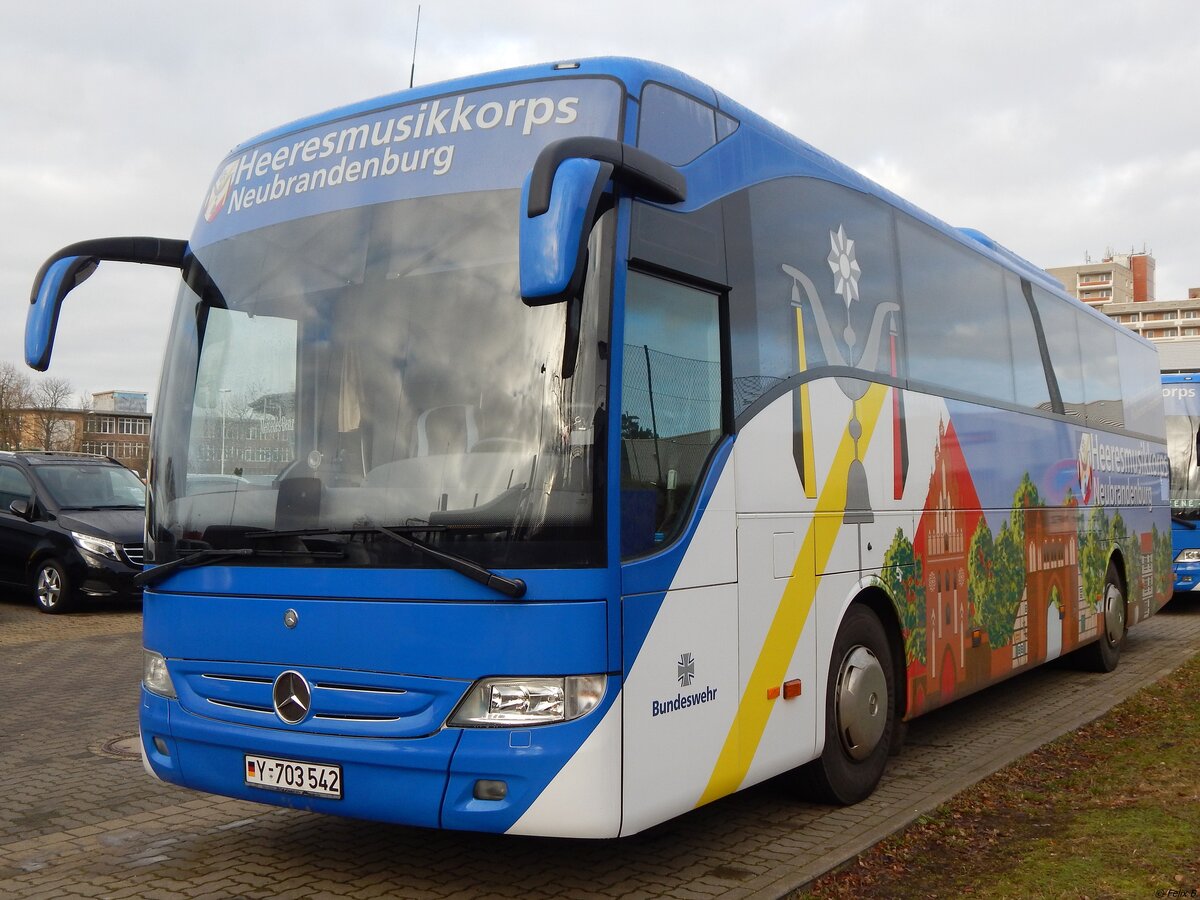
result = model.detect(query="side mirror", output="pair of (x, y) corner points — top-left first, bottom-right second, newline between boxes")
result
(8, 499), (31, 520)
(26, 237), (187, 371)
(519, 137), (686, 305)
(519, 158), (612, 304)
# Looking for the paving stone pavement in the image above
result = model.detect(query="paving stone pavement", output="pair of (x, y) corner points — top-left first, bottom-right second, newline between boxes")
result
(1, 591), (1198, 899)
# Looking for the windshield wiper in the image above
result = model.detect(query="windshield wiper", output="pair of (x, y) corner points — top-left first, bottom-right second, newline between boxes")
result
(1172, 515), (1198, 530)
(135, 549), (255, 588)
(134, 546), (345, 589)
(246, 524), (527, 598)
(373, 524), (527, 599)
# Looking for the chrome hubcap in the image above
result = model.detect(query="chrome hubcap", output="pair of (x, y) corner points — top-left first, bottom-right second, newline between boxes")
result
(835, 645), (887, 761)
(37, 567), (62, 608)
(1103, 583), (1125, 646)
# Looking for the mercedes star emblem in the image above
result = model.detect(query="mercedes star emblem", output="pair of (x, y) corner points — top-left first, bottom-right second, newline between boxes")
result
(272, 670), (311, 724)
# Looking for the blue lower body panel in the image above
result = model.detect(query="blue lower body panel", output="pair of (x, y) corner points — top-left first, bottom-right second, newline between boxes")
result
(1173, 560), (1200, 592)
(140, 681), (620, 833)
(141, 688), (458, 827)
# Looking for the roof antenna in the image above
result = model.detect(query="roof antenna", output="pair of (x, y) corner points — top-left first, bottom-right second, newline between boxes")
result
(409, 5), (422, 89)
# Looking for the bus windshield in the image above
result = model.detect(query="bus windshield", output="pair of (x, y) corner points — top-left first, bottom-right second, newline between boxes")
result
(148, 189), (610, 570)
(1165, 384), (1200, 520)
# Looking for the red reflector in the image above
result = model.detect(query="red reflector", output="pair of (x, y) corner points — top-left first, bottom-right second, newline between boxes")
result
(783, 679), (802, 699)
(766, 686), (780, 700)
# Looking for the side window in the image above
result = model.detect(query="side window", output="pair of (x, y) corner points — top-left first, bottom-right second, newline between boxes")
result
(1118, 337), (1165, 439)
(728, 177), (902, 418)
(1003, 274), (1052, 410)
(0, 465), (34, 512)
(898, 218), (1017, 405)
(1031, 288), (1086, 421)
(638, 84), (718, 166)
(620, 271), (723, 557)
(1077, 311), (1124, 428)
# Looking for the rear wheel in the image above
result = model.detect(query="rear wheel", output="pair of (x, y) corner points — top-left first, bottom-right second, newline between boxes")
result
(1075, 563), (1126, 672)
(797, 604), (895, 804)
(33, 559), (75, 614)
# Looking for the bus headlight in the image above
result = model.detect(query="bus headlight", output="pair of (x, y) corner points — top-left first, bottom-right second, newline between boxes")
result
(450, 675), (606, 727)
(1175, 549), (1200, 563)
(142, 649), (177, 699)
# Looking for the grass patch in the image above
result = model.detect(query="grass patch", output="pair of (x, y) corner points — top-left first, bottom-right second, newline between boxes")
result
(801, 652), (1200, 899)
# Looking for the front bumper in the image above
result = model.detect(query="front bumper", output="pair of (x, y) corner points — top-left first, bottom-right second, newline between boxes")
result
(139, 679), (620, 834)
(68, 551), (141, 600)
(1173, 560), (1200, 592)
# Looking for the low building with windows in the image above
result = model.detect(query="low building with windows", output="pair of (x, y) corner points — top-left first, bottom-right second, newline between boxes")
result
(10, 390), (151, 477)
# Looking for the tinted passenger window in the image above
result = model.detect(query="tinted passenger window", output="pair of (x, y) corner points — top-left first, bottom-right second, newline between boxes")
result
(898, 219), (1017, 405)
(1031, 288), (1086, 420)
(638, 84), (717, 166)
(621, 272), (723, 557)
(1077, 311), (1123, 428)
(0, 465), (33, 511)
(1118, 337), (1165, 439)
(1004, 275), (1052, 410)
(728, 178), (902, 417)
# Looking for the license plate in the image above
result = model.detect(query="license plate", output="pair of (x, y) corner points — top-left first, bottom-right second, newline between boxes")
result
(244, 754), (342, 799)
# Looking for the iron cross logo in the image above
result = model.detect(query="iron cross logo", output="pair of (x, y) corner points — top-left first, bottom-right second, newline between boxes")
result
(677, 652), (695, 687)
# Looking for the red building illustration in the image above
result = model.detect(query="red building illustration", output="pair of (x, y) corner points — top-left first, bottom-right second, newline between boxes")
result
(909, 420), (983, 715)
(906, 419), (1085, 715)
(1017, 504), (1080, 669)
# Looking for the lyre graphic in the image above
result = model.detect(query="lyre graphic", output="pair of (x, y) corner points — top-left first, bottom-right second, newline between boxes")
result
(783, 225), (903, 522)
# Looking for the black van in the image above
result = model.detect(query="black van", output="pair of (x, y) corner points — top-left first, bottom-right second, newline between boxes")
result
(0, 451), (145, 613)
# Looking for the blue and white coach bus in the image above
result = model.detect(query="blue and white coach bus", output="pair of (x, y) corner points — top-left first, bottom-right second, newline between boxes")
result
(26, 58), (1170, 837)
(1163, 373), (1200, 592)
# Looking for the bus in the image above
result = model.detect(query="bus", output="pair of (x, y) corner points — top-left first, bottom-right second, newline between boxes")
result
(1163, 373), (1200, 592)
(25, 57), (1171, 838)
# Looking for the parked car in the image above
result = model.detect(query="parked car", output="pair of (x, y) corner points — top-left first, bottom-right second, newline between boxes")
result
(0, 451), (145, 613)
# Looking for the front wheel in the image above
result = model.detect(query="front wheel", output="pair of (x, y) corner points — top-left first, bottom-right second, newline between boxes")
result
(1074, 563), (1126, 673)
(33, 559), (75, 614)
(797, 604), (895, 804)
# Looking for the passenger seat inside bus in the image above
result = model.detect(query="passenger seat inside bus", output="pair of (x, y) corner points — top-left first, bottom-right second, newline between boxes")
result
(415, 405), (478, 456)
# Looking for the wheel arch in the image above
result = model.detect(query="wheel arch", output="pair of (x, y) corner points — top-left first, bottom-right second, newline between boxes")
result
(24, 540), (69, 584)
(1107, 545), (1128, 596)
(849, 585), (908, 722)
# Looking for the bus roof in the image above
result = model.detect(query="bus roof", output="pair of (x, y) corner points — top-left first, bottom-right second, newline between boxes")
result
(219, 56), (1104, 322)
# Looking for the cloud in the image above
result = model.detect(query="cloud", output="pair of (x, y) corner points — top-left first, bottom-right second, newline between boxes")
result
(2, 0), (1198, 407)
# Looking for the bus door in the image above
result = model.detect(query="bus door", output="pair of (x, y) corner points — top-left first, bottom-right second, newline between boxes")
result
(618, 267), (739, 834)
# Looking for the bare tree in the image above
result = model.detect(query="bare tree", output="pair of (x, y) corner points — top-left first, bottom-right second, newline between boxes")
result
(30, 376), (78, 451)
(0, 361), (32, 450)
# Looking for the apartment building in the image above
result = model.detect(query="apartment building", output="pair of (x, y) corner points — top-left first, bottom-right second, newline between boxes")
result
(1046, 250), (1154, 308)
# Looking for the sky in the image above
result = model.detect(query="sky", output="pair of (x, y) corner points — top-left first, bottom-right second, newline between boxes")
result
(2, 0), (1198, 409)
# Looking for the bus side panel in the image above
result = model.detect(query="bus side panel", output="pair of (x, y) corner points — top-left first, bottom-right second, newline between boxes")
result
(621, 583), (739, 835)
(620, 461), (738, 837)
(726, 393), (822, 791)
(728, 384), (917, 790)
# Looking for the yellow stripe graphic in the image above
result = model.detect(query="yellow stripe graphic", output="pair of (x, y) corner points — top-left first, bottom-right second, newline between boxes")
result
(698, 383), (889, 805)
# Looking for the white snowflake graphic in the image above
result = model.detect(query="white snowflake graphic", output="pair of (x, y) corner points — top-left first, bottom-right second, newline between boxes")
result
(827, 225), (861, 309)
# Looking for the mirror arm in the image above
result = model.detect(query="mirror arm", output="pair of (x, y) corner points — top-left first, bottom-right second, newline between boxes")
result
(527, 137), (686, 218)
(26, 236), (190, 372)
(29, 237), (188, 302)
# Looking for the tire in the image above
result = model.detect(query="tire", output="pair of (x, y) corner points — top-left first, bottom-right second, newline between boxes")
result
(1074, 562), (1126, 673)
(33, 559), (75, 614)
(797, 604), (895, 804)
